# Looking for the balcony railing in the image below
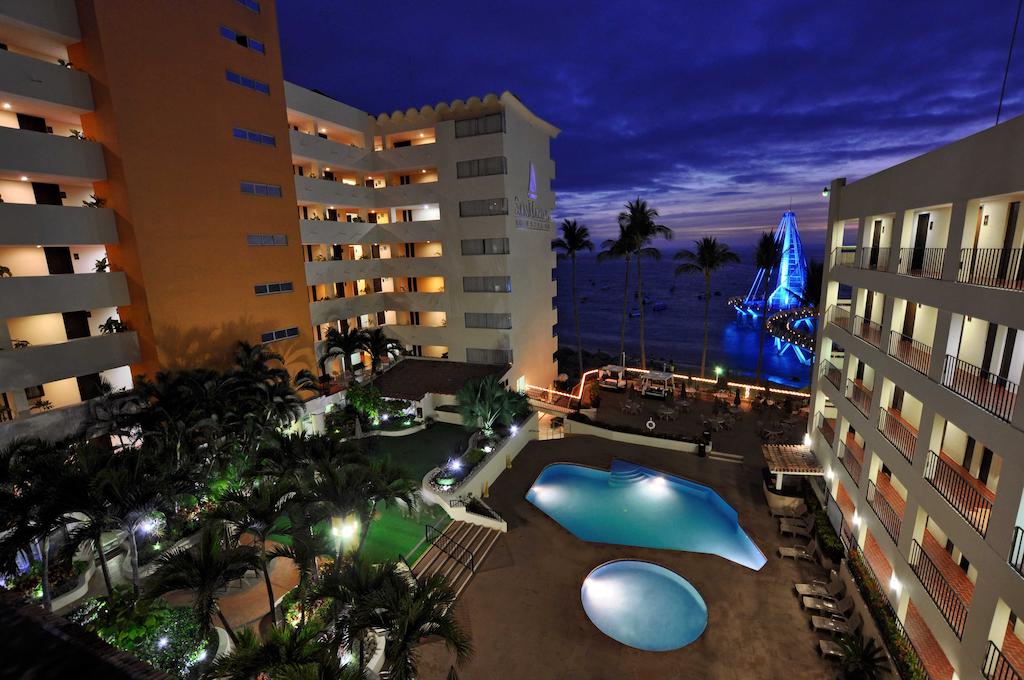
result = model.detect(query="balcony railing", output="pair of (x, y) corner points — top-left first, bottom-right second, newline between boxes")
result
(857, 246), (891, 271)
(831, 246), (857, 268)
(839, 441), (862, 486)
(879, 409), (917, 463)
(897, 247), (945, 279)
(888, 330), (932, 374)
(816, 412), (835, 447)
(909, 539), (969, 638)
(846, 379), (873, 416)
(823, 361), (843, 389)
(852, 315), (883, 347)
(924, 450), (993, 537)
(984, 641), (1023, 680)
(1009, 527), (1024, 580)
(941, 354), (1018, 422)
(827, 305), (851, 332)
(958, 248), (1024, 292)
(867, 480), (901, 544)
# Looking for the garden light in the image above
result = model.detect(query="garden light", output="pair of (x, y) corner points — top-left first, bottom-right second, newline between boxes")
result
(511, 425), (519, 435)
(449, 458), (462, 471)
(483, 446), (492, 453)
(157, 636), (169, 649)
(196, 650), (207, 662)
(714, 366), (723, 377)
(380, 413), (389, 422)
(888, 574), (901, 595)
(139, 518), (158, 534)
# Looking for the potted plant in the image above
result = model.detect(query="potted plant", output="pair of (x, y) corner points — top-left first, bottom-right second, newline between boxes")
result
(82, 194), (106, 208)
(0, 265), (11, 277)
(99, 317), (128, 334)
(94, 257), (109, 273)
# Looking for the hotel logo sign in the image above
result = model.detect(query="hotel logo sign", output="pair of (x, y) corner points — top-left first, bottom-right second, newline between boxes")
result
(514, 163), (551, 231)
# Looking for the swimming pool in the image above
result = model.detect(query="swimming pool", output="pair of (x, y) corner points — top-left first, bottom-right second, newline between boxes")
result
(526, 459), (766, 570)
(581, 560), (707, 651)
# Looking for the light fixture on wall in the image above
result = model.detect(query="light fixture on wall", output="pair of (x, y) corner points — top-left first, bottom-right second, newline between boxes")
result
(1, 102), (10, 110)
(822, 186), (830, 197)
(19, 176), (28, 182)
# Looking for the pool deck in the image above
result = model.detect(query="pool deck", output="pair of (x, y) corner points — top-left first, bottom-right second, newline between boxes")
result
(414, 434), (833, 679)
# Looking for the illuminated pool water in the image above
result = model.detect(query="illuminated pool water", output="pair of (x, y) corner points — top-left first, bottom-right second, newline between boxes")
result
(581, 560), (707, 651)
(526, 459), (766, 570)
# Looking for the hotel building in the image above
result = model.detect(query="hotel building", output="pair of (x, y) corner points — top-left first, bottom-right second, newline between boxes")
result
(810, 114), (1024, 678)
(0, 0), (559, 445)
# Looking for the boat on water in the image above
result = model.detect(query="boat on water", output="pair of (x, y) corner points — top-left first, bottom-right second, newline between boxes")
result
(652, 301), (668, 312)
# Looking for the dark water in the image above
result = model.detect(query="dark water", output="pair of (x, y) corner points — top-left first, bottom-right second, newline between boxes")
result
(554, 245), (824, 387)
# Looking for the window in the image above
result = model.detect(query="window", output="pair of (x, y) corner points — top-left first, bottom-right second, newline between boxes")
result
(254, 281), (294, 296)
(232, 127), (275, 146)
(465, 312), (512, 329)
(225, 70), (270, 94)
(456, 156), (507, 179)
(466, 348), (513, 364)
(461, 238), (509, 255)
(454, 112), (505, 138)
(236, 0), (260, 12)
(463, 276), (511, 293)
(219, 26), (265, 53)
(459, 198), (507, 217)
(240, 181), (282, 197)
(247, 233), (288, 246)
(260, 327), (299, 343)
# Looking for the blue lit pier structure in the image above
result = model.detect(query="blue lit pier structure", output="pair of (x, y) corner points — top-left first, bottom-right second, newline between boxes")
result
(728, 211), (816, 365)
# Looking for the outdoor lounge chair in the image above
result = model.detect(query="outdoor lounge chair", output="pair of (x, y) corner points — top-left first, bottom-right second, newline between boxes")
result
(795, 570), (844, 599)
(811, 611), (863, 637)
(818, 639), (844, 660)
(778, 538), (819, 562)
(802, 595), (853, 617)
(779, 518), (813, 537)
(770, 502), (808, 519)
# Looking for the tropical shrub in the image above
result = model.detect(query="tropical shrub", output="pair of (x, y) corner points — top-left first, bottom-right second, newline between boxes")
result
(347, 382), (384, 421)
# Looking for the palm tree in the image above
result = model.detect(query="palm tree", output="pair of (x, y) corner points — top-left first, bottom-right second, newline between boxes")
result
(455, 375), (528, 438)
(270, 517), (334, 627)
(837, 631), (888, 679)
(551, 219), (594, 378)
(302, 460), (369, 567)
(754, 231), (783, 386)
(597, 224), (637, 363)
(618, 198), (672, 368)
(355, 459), (415, 555)
(673, 237), (740, 377)
(147, 526), (260, 643)
(360, 328), (403, 374)
(206, 623), (364, 680)
(362, 574), (472, 680)
(318, 326), (367, 379)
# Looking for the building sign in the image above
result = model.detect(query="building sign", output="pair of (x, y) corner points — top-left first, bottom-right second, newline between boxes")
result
(514, 163), (551, 231)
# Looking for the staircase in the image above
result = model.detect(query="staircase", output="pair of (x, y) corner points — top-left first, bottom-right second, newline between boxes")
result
(412, 521), (501, 598)
(607, 461), (649, 486)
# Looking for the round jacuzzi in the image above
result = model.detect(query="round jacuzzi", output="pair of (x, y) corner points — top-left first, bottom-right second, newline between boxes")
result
(580, 560), (707, 652)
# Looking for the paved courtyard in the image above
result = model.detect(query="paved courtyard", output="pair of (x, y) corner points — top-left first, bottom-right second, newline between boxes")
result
(415, 434), (833, 680)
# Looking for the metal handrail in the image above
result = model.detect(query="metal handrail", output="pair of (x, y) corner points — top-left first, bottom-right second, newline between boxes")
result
(897, 247), (945, 279)
(958, 247), (1024, 291)
(816, 412), (835, 447)
(846, 378), (873, 416)
(830, 246), (857, 268)
(879, 409), (917, 463)
(425, 524), (476, 573)
(826, 304), (851, 331)
(924, 450), (992, 537)
(909, 539), (969, 638)
(888, 330), (932, 374)
(838, 441), (862, 486)
(941, 354), (1018, 422)
(822, 361), (843, 389)
(857, 246), (890, 271)
(867, 480), (901, 544)
(853, 315), (883, 347)
(1010, 526), (1024, 579)
(984, 640), (1023, 680)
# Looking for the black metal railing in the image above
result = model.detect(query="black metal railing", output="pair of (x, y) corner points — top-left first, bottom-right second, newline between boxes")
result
(909, 539), (969, 638)
(425, 524), (475, 573)
(888, 330), (932, 375)
(816, 412), (835, 447)
(831, 246), (857, 268)
(879, 409), (917, 463)
(959, 248), (1024, 291)
(898, 247), (945, 279)
(924, 450), (993, 537)
(857, 246), (891, 271)
(823, 361), (843, 389)
(867, 480), (901, 544)
(838, 441), (862, 486)
(1009, 526), (1024, 579)
(852, 315), (883, 347)
(942, 354), (1018, 422)
(984, 640), (1023, 680)
(827, 304), (851, 332)
(847, 379), (873, 416)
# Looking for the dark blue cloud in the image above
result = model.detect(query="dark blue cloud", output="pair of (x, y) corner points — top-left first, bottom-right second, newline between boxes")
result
(279, 0), (1024, 245)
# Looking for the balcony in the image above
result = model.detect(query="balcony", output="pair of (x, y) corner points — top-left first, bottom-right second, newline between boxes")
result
(299, 217), (442, 245)
(852, 315), (883, 347)
(846, 378), (873, 417)
(941, 354), (1018, 422)
(838, 436), (863, 485)
(867, 477), (903, 544)
(905, 601), (956, 680)
(0, 1), (81, 43)
(924, 450), (994, 537)
(879, 408), (917, 463)
(0, 203), (116, 246)
(1011, 527), (1024, 579)
(984, 641), (1023, 680)
(374, 142), (439, 172)
(0, 48), (93, 113)
(294, 175), (374, 208)
(0, 332), (139, 392)
(856, 246), (890, 271)
(0, 272), (129, 318)
(288, 129), (368, 170)
(909, 534), (972, 638)
(309, 291), (445, 326)
(826, 305), (851, 333)
(888, 330), (931, 375)
(0, 400), (90, 450)
(823, 361), (842, 389)
(816, 412), (836, 447)
(304, 257), (443, 286)
(958, 248), (1024, 291)
(897, 247), (945, 279)
(0, 126), (106, 181)
(830, 246), (856, 268)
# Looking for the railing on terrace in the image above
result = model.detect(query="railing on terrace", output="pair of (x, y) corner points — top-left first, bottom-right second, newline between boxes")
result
(857, 246), (891, 271)
(827, 305), (851, 332)
(838, 441), (862, 486)
(1011, 527), (1024, 579)
(888, 330), (932, 374)
(924, 450), (993, 537)
(958, 248), (1024, 292)
(867, 480), (901, 544)
(941, 354), (1018, 422)
(816, 412), (836, 447)
(897, 247), (945, 279)
(831, 246), (857, 268)
(984, 641), (1023, 680)
(823, 361), (843, 389)
(879, 409), (917, 463)
(853, 315), (883, 347)
(846, 379), (873, 417)
(425, 523), (475, 573)
(909, 539), (969, 638)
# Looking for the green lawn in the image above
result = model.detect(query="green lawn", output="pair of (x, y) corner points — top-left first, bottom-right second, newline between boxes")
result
(358, 423), (470, 479)
(360, 502), (449, 565)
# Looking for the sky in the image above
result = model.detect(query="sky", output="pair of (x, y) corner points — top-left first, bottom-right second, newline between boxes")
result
(278, 1), (1024, 250)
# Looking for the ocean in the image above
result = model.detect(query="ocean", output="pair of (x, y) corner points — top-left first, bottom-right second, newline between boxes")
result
(553, 243), (826, 388)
